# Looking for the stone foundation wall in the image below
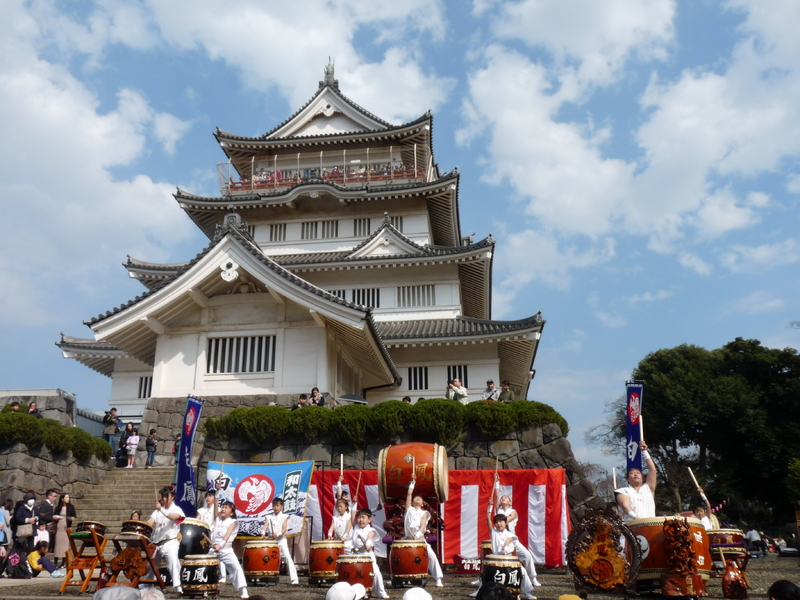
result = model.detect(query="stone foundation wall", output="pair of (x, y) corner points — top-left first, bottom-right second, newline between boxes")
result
(0, 390), (77, 427)
(0, 443), (110, 504)
(140, 395), (607, 521)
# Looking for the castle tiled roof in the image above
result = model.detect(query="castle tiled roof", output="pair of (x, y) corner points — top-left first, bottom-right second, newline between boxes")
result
(376, 314), (544, 341)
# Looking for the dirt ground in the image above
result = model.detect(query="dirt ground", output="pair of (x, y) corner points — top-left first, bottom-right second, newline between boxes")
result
(1, 553), (795, 600)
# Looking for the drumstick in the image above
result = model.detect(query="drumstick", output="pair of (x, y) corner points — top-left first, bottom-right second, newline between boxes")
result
(154, 483), (159, 504)
(688, 466), (700, 489)
(612, 467), (617, 490)
(340, 454), (343, 477)
(412, 456), (416, 480)
(639, 415), (644, 442)
(353, 472), (362, 508)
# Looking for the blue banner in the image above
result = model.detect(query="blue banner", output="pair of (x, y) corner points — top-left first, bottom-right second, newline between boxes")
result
(174, 395), (204, 517)
(206, 461), (314, 537)
(625, 381), (644, 474)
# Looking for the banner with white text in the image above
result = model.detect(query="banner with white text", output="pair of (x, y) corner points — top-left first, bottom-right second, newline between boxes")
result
(625, 381), (644, 473)
(206, 460), (314, 537)
(174, 395), (203, 518)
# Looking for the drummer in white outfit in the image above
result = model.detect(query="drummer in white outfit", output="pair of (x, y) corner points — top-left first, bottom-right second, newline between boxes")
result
(485, 509), (536, 600)
(197, 489), (227, 582)
(210, 501), (249, 599)
(328, 498), (353, 552)
(404, 477), (444, 587)
(493, 474), (541, 587)
(146, 486), (185, 594)
(350, 509), (389, 599)
(260, 497), (299, 585)
(614, 440), (657, 523)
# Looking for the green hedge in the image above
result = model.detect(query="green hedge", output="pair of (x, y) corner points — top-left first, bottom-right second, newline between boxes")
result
(0, 412), (111, 460)
(203, 398), (568, 449)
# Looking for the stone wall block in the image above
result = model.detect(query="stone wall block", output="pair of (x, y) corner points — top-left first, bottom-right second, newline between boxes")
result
(518, 449), (547, 470)
(157, 412), (172, 428)
(464, 441), (487, 457)
(142, 409), (159, 424)
(227, 437), (251, 452)
(517, 427), (543, 450)
(2, 469), (26, 492)
(7, 452), (34, 471)
(540, 438), (572, 468)
(333, 448), (363, 470)
(448, 442), (465, 459)
(566, 479), (595, 508)
(470, 426), (516, 442)
(488, 440), (519, 460)
(299, 445), (333, 463)
(156, 427), (174, 446)
(502, 456), (522, 470)
(0, 455), (6, 469)
(478, 456), (501, 470)
(169, 412), (185, 429)
(214, 450), (242, 463)
(563, 459), (585, 485)
(271, 446), (297, 463)
(542, 423), (563, 444)
(455, 456), (478, 470)
(364, 445), (383, 470)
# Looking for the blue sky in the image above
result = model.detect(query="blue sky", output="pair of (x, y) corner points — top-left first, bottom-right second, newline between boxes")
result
(2, 0), (799, 469)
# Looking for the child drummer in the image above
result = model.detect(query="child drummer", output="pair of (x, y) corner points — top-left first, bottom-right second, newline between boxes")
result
(210, 500), (249, 599)
(485, 503), (536, 600)
(493, 474), (541, 586)
(351, 508), (389, 599)
(260, 497), (299, 585)
(405, 475), (444, 587)
(328, 498), (353, 552)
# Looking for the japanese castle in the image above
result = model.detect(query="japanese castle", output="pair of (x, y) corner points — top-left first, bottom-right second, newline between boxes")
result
(58, 63), (545, 422)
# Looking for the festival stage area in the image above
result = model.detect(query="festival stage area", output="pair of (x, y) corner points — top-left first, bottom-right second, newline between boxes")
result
(0, 554), (792, 600)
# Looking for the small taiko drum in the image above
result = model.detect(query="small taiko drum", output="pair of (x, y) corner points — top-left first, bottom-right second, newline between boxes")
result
(178, 518), (211, 559)
(71, 521), (106, 545)
(336, 553), (374, 587)
(243, 540), (280, 580)
(482, 554), (524, 599)
(180, 554), (220, 597)
(378, 442), (449, 502)
(628, 517), (712, 580)
(120, 520), (153, 540)
(389, 539), (429, 583)
(708, 529), (747, 563)
(481, 540), (493, 560)
(309, 540), (344, 582)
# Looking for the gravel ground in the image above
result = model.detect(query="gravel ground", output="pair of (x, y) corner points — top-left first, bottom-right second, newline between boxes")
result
(1, 554), (795, 600)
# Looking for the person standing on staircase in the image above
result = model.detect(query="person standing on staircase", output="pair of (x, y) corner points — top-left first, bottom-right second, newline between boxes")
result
(147, 486), (185, 594)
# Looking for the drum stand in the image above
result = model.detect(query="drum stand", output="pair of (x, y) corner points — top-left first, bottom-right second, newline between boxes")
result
(95, 536), (166, 591)
(59, 527), (109, 595)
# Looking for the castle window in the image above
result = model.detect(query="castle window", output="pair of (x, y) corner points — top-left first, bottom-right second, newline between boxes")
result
(270, 223), (286, 242)
(407, 367), (429, 391)
(207, 335), (276, 374)
(320, 220), (339, 239)
(352, 288), (380, 308)
(138, 376), (152, 399)
(390, 216), (404, 232)
(397, 285), (435, 308)
(301, 221), (318, 240)
(447, 365), (469, 388)
(328, 289), (347, 300)
(354, 218), (370, 237)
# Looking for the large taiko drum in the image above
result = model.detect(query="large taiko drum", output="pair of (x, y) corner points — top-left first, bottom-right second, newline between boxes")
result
(180, 554), (220, 597)
(178, 518), (211, 559)
(482, 554), (524, 599)
(309, 540), (344, 582)
(628, 517), (712, 580)
(378, 442), (449, 502)
(71, 521), (106, 545)
(243, 540), (281, 579)
(120, 520), (153, 540)
(389, 539), (429, 583)
(336, 554), (374, 586)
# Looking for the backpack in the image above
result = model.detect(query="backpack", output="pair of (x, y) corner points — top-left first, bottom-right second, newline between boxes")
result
(6, 547), (32, 579)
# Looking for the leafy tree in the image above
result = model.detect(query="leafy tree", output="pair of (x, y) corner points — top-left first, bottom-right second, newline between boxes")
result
(588, 338), (800, 523)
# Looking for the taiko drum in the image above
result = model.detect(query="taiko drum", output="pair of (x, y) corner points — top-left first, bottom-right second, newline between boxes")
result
(389, 539), (429, 582)
(378, 442), (449, 502)
(627, 517), (712, 580)
(72, 521), (106, 545)
(243, 540), (281, 579)
(482, 554), (524, 599)
(308, 540), (344, 581)
(180, 554), (220, 597)
(178, 518), (211, 559)
(120, 520), (153, 540)
(336, 554), (374, 587)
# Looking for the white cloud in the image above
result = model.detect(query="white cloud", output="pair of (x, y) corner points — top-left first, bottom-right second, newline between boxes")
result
(787, 174), (800, 193)
(588, 292), (626, 328)
(725, 291), (786, 315)
(626, 289), (674, 305)
(678, 252), (713, 275)
(720, 239), (800, 272)
(153, 112), (193, 155)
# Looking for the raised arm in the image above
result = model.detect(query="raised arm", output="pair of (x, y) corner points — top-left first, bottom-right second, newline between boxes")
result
(697, 487), (712, 515)
(641, 441), (657, 494)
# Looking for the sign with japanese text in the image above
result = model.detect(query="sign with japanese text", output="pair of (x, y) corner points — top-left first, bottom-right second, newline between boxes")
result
(174, 395), (204, 518)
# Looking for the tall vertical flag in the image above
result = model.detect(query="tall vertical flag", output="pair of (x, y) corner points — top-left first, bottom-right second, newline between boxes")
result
(174, 395), (204, 518)
(625, 381), (644, 474)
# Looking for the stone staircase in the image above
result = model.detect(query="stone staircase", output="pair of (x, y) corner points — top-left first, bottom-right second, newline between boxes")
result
(76, 466), (174, 537)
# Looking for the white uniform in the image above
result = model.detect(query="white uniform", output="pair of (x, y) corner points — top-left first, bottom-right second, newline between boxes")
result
(331, 512), (353, 552)
(264, 512), (298, 584)
(351, 524), (388, 599)
(197, 504), (227, 581)
(148, 503), (185, 592)
(404, 506), (443, 584)
(496, 506), (539, 585)
(209, 516), (247, 597)
(491, 528), (535, 598)
(615, 484), (655, 523)
(699, 515), (712, 531)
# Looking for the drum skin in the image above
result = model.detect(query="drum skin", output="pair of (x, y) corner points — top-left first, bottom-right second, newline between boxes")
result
(243, 540), (281, 578)
(628, 517), (711, 580)
(121, 520), (153, 540)
(378, 442), (449, 502)
(389, 540), (429, 579)
(336, 554), (374, 586)
(707, 529), (745, 546)
(178, 518), (211, 559)
(181, 554), (220, 596)
(482, 554), (524, 598)
(309, 540), (344, 579)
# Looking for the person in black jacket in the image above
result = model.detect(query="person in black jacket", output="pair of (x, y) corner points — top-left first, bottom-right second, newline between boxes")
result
(26, 402), (43, 419)
(145, 429), (157, 468)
